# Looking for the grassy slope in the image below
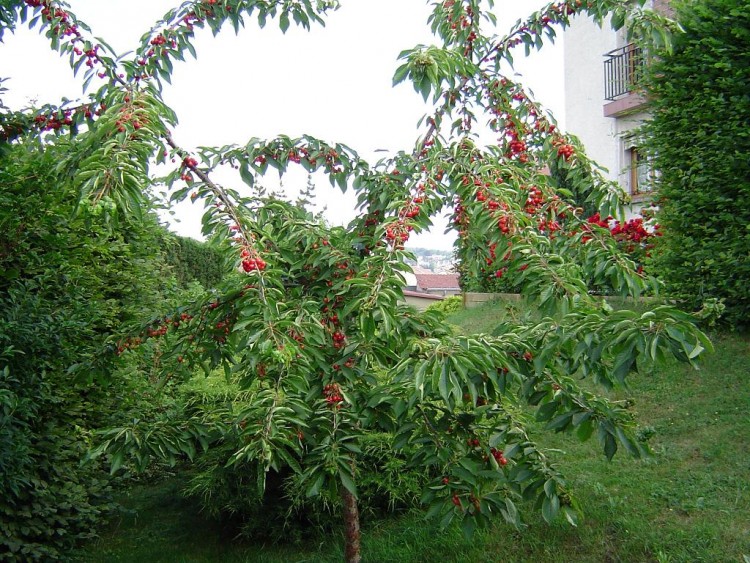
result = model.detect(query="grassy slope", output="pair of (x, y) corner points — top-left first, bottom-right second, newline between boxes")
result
(73, 301), (750, 562)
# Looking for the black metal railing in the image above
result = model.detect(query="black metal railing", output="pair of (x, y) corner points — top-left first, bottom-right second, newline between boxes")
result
(603, 44), (644, 101)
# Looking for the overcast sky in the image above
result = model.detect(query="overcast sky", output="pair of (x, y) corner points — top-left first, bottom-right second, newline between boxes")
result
(0, 0), (565, 250)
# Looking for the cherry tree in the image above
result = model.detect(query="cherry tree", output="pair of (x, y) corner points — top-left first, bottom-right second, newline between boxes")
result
(1, 1), (704, 561)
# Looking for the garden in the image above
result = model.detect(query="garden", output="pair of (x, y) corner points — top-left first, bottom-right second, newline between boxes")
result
(1, 0), (748, 562)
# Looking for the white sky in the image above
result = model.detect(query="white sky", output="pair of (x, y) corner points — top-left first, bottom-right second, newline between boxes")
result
(0, 0), (566, 250)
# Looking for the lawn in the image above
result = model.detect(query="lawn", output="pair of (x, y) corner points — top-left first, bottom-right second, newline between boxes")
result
(72, 300), (750, 562)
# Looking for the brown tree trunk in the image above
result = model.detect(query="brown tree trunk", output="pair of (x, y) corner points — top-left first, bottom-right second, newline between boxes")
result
(341, 486), (361, 563)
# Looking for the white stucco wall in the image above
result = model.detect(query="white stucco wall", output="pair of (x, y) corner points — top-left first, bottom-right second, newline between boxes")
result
(563, 16), (620, 180)
(563, 13), (655, 220)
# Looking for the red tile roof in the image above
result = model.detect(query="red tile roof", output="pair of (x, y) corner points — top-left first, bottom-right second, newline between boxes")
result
(415, 273), (460, 290)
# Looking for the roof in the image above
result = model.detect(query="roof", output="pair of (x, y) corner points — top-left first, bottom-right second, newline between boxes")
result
(415, 273), (461, 290)
(403, 290), (444, 300)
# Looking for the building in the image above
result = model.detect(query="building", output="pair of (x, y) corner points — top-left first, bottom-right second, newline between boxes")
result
(413, 273), (461, 296)
(399, 265), (460, 309)
(563, 0), (672, 219)
(402, 290), (445, 311)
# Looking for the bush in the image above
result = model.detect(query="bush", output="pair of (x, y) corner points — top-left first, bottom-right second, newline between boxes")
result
(426, 295), (463, 316)
(0, 142), (185, 560)
(644, 0), (750, 329)
(161, 235), (225, 290)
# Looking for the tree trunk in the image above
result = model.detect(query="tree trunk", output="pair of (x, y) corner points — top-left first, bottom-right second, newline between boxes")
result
(341, 486), (361, 563)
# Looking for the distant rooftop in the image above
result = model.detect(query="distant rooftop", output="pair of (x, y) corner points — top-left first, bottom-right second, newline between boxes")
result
(415, 273), (460, 290)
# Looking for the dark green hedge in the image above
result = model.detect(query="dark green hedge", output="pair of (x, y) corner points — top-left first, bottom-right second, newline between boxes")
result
(161, 235), (225, 290)
(645, 0), (750, 329)
(0, 142), (179, 560)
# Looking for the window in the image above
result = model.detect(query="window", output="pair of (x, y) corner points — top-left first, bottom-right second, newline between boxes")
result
(626, 146), (652, 196)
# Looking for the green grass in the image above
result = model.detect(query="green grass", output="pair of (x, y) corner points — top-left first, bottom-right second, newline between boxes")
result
(72, 301), (750, 562)
(446, 297), (530, 334)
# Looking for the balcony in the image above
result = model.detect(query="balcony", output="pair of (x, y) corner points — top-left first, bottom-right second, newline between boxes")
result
(603, 43), (647, 117)
(604, 43), (644, 100)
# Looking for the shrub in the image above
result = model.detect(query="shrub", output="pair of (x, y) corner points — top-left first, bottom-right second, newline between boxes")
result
(0, 142), (184, 559)
(161, 235), (225, 290)
(426, 295), (463, 316)
(644, 0), (750, 329)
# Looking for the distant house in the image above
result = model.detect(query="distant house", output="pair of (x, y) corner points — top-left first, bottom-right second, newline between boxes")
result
(399, 265), (460, 310)
(414, 273), (461, 296)
(403, 290), (444, 311)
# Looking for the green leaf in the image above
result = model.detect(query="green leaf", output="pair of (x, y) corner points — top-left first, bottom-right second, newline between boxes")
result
(277, 447), (303, 473)
(239, 162), (255, 186)
(603, 431), (618, 461)
(438, 364), (450, 406)
(339, 469), (357, 497)
(392, 63), (410, 86)
(110, 451), (124, 475)
(615, 426), (640, 457)
(611, 348), (634, 384)
(418, 76), (432, 102)
(544, 478), (556, 498)
(576, 418), (594, 442)
(360, 313), (375, 339)
(541, 494), (560, 523)
(256, 468), (266, 496)
(307, 471), (325, 497)
(563, 505), (579, 527)
(439, 506), (455, 529)
(461, 514), (477, 538)
(536, 400), (557, 422)
(546, 411), (574, 432)
(185, 40), (197, 60)
(453, 466), (478, 487)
